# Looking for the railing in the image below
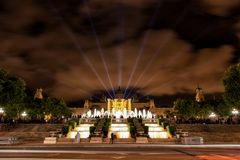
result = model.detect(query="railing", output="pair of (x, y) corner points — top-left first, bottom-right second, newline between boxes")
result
(111, 118), (127, 123)
(142, 118), (158, 123)
(81, 118), (97, 124)
(0, 137), (18, 144)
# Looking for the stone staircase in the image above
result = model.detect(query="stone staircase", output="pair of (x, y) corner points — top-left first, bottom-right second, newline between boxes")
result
(133, 118), (145, 136)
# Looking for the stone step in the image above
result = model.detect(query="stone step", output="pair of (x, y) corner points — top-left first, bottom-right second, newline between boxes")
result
(90, 137), (103, 143)
(136, 137), (148, 143)
(43, 137), (57, 144)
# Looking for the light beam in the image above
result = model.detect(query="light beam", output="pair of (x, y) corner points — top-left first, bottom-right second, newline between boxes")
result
(48, 2), (113, 98)
(84, 2), (116, 97)
(123, 1), (163, 97)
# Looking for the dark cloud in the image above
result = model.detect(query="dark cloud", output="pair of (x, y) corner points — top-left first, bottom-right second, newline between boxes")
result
(200, 0), (240, 16)
(0, 0), (239, 103)
(23, 20), (47, 37)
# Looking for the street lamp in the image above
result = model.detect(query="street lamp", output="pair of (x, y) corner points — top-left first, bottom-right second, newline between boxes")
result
(0, 108), (4, 114)
(0, 108), (4, 122)
(21, 111), (27, 118)
(232, 108), (239, 115)
(209, 112), (216, 118)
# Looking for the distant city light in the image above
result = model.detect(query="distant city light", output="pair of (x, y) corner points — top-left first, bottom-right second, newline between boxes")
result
(209, 112), (216, 118)
(232, 108), (239, 115)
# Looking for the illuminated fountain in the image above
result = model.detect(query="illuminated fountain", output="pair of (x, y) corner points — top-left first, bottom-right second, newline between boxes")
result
(134, 108), (138, 117)
(67, 123), (94, 139)
(143, 109), (146, 118)
(67, 111), (94, 139)
(144, 123), (168, 139)
(108, 120), (130, 138)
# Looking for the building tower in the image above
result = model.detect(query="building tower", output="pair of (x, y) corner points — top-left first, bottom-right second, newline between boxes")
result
(116, 86), (123, 99)
(195, 85), (204, 102)
(34, 88), (43, 100)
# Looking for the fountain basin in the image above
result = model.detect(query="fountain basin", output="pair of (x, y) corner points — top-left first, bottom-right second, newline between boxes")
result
(108, 123), (130, 138)
(68, 131), (91, 139)
(148, 131), (168, 138)
(144, 123), (169, 139)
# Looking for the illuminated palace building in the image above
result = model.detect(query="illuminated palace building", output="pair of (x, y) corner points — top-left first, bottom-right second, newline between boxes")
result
(71, 88), (173, 117)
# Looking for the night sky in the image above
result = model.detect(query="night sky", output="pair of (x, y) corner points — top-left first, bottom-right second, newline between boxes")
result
(0, 0), (239, 104)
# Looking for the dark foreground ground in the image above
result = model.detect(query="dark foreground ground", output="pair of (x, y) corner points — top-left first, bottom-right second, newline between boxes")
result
(0, 144), (240, 160)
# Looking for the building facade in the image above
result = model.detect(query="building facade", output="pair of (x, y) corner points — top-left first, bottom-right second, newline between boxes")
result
(71, 89), (174, 117)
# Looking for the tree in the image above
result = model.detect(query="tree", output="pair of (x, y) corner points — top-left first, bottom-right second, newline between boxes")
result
(174, 99), (216, 120)
(25, 96), (71, 121)
(43, 97), (71, 118)
(25, 96), (44, 120)
(174, 99), (198, 120)
(0, 69), (26, 118)
(55, 98), (71, 117)
(0, 67), (71, 121)
(223, 63), (240, 109)
(215, 100), (231, 117)
(197, 102), (213, 119)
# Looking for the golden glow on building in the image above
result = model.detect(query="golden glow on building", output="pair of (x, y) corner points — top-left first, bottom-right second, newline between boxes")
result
(107, 87), (131, 112)
(107, 98), (131, 112)
(195, 85), (204, 102)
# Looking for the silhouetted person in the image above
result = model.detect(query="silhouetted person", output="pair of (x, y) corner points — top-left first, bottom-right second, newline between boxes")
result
(75, 132), (80, 143)
(110, 133), (114, 144)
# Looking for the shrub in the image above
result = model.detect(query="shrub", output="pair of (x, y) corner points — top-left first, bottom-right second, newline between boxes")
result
(62, 125), (69, 135)
(138, 118), (143, 123)
(68, 125), (72, 132)
(90, 126), (96, 134)
(127, 118), (133, 123)
(102, 118), (111, 137)
(69, 121), (77, 129)
(143, 126), (149, 134)
(102, 126), (108, 137)
(167, 125), (175, 135)
(130, 125), (136, 137)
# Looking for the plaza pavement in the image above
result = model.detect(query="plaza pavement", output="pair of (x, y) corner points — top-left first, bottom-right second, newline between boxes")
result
(0, 143), (240, 160)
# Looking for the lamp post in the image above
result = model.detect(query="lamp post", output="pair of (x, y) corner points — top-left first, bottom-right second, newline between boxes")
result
(232, 108), (239, 115)
(21, 111), (27, 121)
(231, 108), (239, 124)
(209, 112), (217, 123)
(0, 108), (4, 114)
(209, 112), (216, 118)
(0, 107), (4, 122)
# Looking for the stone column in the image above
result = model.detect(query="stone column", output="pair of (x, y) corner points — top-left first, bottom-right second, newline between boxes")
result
(121, 99), (124, 111)
(107, 98), (111, 112)
(150, 99), (155, 109)
(114, 99), (117, 110)
(127, 99), (132, 111)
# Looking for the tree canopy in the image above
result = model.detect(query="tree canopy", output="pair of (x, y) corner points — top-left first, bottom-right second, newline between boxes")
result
(223, 63), (240, 109)
(0, 68), (71, 120)
(174, 99), (214, 120)
(0, 69), (26, 118)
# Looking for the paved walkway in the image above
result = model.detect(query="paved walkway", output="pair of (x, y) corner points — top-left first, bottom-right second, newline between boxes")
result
(0, 144), (240, 160)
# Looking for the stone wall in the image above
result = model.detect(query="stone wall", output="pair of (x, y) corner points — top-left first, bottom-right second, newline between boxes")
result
(71, 108), (86, 116)
(176, 124), (240, 144)
(0, 124), (64, 142)
(151, 108), (174, 115)
(132, 102), (149, 108)
(91, 102), (107, 109)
